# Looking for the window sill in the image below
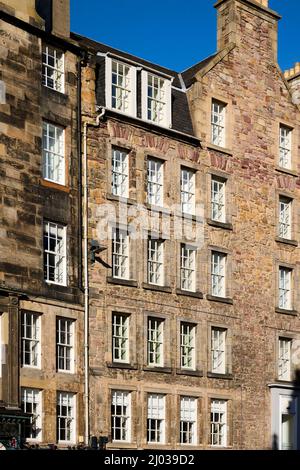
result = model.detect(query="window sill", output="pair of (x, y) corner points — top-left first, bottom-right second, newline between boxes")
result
(107, 362), (138, 371)
(207, 143), (233, 156)
(107, 277), (138, 288)
(207, 372), (233, 380)
(275, 166), (298, 177)
(275, 307), (297, 316)
(176, 289), (203, 299)
(207, 219), (233, 230)
(143, 366), (172, 374)
(40, 179), (70, 193)
(42, 86), (68, 102)
(142, 283), (172, 293)
(106, 193), (136, 205)
(206, 294), (233, 305)
(176, 368), (203, 377)
(275, 237), (298, 247)
(145, 203), (171, 215)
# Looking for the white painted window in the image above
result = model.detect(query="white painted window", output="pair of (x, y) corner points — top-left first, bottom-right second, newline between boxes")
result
(57, 392), (76, 443)
(21, 388), (42, 441)
(112, 148), (129, 197)
(211, 177), (226, 222)
(147, 158), (164, 206)
(181, 168), (195, 215)
(181, 244), (196, 292)
(180, 397), (197, 445)
(211, 327), (226, 374)
(279, 197), (292, 240)
(211, 100), (226, 147)
(21, 312), (41, 368)
(42, 122), (65, 185)
(44, 221), (67, 285)
(148, 317), (164, 366)
(280, 396), (297, 450)
(148, 239), (164, 286)
(211, 399), (227, 447)
(42, 45), (64, 92)
(180, 323), (196, 370)
(142, 71), (171, 127)
(211, 251), (226, 298)
(106, 58), (136, 116)
(112, 229), (129, 279)
(279, 125), (292, 169)
(278, 338), (291, 381)
(112, 313), (129, 363)
(279, 267), (292, 310)
(111, 391), (131, 442)
(56, 318), (75, 373)
(147, 394), (165, 443)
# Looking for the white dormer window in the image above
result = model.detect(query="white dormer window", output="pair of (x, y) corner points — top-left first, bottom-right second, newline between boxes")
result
(106, 58), (136, 116)
(142, 71), (171, 127)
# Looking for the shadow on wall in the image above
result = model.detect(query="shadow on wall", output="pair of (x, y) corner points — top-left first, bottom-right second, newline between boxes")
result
(35, 0), (52, 32)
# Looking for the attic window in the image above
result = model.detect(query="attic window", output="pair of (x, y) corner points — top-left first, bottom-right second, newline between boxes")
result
(142, 71), (172, 128)
(105, 57), (137, 116)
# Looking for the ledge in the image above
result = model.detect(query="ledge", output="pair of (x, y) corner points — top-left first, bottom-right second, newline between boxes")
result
(143, 366), (172, 374)
(207, 219), (233, 230)
(275, 307), (298, 316)
(176, 368), (203, 377)
(207, 372), (233, 380)
(275, 237), (298, 247)
(275, 166), (298, 177)
(176, 289), (203, 299)
(142, 283), (172, 293)
(145, 203), (171, 215)
(41, 86), (69, 104)
(107, 277), (138, 288)
(106, 193), (136, 205)
(106, 362), (138, 371)
(207, 143), (233, 156)
(206, 294), (233, 305)
(40, 179), (70, 193)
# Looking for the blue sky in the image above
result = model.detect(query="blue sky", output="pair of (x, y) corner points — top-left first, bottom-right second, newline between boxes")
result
(71, 0), (300, 72)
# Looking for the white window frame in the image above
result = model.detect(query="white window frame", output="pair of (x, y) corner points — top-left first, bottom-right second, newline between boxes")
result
(44, 221), (67, 286)
(279, 125), (292, 169)
(147, 394), (165, 444)
(211, 100), (226, 147)
(147, 317), (164, 367)
(42, 122), (65, 186)
(148, 239), (164, 286)
(56, 318), (75, 373)
(111, 148), (129, 197)
(57, 392), (76, 444)
(180, 396), (197, 445)
(111, 390), (131, 442)
(112, 228), (129, 280)
(211, 327), (226, 374)
(211, 251), (226, 298)
(112, 313), (129, 363)
(147, 158), (164, 206)
(211, 176), (226, 223)
(106, 57), (137, 116)
(21, 312), (41, 368)
(21, 388), (42, 442)
(180, 322), (196, 370)
(211, 399), (227, 447)
(181, 168), (195, 215)
(181, 244), (196, 292)
(142, 70), (172, 128)
(278, 338), (292, 381)
(42, 45), (64, 93)
(279, 197), (292, 240)
(279, 267), (292, 310)
(279, 395), (297, 450)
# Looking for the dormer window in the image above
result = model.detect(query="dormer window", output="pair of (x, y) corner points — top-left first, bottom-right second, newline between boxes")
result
(105, 58), (136, 116)
(142, 71), (171, 128)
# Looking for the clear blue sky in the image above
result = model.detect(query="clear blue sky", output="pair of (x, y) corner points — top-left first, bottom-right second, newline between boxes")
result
(71, 0), (300, 72)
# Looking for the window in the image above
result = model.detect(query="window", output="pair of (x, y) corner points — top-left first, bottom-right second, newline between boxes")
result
(278, 338), (292, 381)
(57, 392), (76, 443)
(211, 400), (227, 447)
(112, 229), (129, 279)
(211, 327), (226, 374)
(279, 197), (292, 240)
(21, 312), (40, 368)
(42, 122), (65, 185)
(211, 177), (226, 223)
(142, 71), (171, 127)
(180, 397), (197, 445)
(147, 394), (165, 444)
(181, 168), (195, 215)
(278, 267), (292, 310)
(111, 391), (131, 442)
(280, 396), (297, 450)
(147, 158), (164, 206)
(112, 313), (129, 363)
(21, 388), (42, 441)
(180, 323), (196, 370)
(112, 148), (129, 197)
(279, 125), (292, 169)
(56, 318), (74, 372)
(181, 245), (196, 292)
(106, 58), (136, 115)
(42, 45), (64, 92)
(211, 251), (226, 298)
(148, 239), (164, 286)
(148, 317), (164, 367)
(43, 221), (67, 285)
(211, 100), (226, 147)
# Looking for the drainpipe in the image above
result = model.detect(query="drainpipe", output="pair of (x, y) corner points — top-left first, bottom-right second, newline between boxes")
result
(83, 107), (105, 447)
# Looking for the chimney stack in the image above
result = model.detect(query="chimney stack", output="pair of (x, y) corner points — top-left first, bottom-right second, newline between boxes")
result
(0, 0), (44, 27)
(36, 0), (70, 38)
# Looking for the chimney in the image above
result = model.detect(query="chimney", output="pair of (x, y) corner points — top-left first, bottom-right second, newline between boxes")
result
(0, 0), (44, 27)
(36, 0), (70, 38)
